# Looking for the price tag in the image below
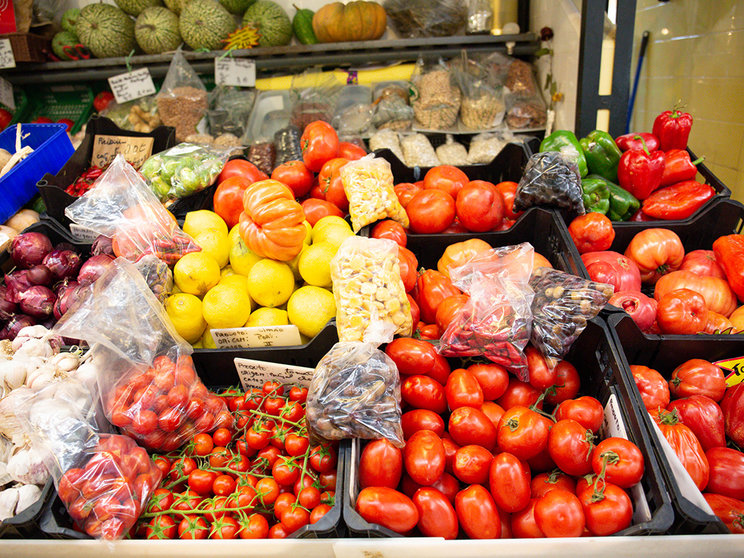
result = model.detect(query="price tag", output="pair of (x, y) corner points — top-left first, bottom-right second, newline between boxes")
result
(0, 75), (14, 110)
(210, 325), (302, 349)
(233, 358), (314, 391)
(107, 68), (156, 104)
(91, 135), (154, 169)
(214, 57), (256, 87)
(714, 356), (744, 387)
(0, 38), (15, 69)
(69, 224), (100, 242)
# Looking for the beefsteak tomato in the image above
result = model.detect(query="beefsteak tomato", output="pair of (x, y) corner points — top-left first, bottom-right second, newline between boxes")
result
(652, 408), (709, 491)
(406, 190), (456, 234)
(654, 270), (737, 317)
(680, 250), (726, 280)
(669, 359), (726, 402)
(721, 383), (744, 448)
(437, 238), (492, 278)
(656, 288), (708, 334)
(568, 213), (615, 254)
(581, 251), (641, 293)
(624, 228), (684, 284)
(667, 395), (726, 452)
(424, 165), (469, 199)
(705, 447), (744, 501)
(703, 493), (744, 533)
(630, 364), (670, 411)
(608, 291), (657, 332)
(455, 181), (504, 232)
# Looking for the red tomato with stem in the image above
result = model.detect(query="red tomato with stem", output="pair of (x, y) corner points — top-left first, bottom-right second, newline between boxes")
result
(239, 513), (269, 539)
(424, 166), (469, 199)
(401, 375), (447, 414)
(669, 359), (727, 402)
(555, 396), (604, 433)
(568, 213), (616, 254)
(652, 408), (709, 491)
(467, 362), (509, 401)
(445, 369), (484, 410)
(497, 377), (542, 411)
(355, 487), (419, 534)
(317, 157), (349, 212)
(401, 409), (445, 439)
(705, 447), (744, 500)
(657, 288), (708, 334)
(624, 228), (685, 284)
(449, 406), (497, 450)
(455, 181), (504, 232)
(531, 470), (576, 498)
(404, 430), (445, 486)
(178, 516), (209, 539)
(497, 406), (550, 461)
(534, 489), (585, 538)
(547, 419), (595, 476)
(371, 220), (407, 247)
(452, 445), (492, 485)
(703, 493), (744, 533)
(300, 121), (339, 172)
(680, 250), (726, 279)
(412, 487), (459, 539)
(406, 190), (456, 234)
(455, 485), (501, 539)
(359, 439), (403, 489)
(338, 141), (366, 160)
(218, 159), (268, 185)
(489, 452), (531, 513)
(301, 198), (344, 226)
(667, 395), (726, 451)
(577, 481), (633, 536)
(631, 364), (671, 411)
(271, 160), (314, 198)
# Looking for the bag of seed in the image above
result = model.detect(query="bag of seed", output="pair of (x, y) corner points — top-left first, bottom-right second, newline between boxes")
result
(451, 51), (505, 130)
(410, 56), (461, 130)
(156, 48), (208, 142)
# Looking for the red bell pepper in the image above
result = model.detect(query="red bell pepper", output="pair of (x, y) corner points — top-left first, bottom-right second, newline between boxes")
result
(720, 383), (744, 448)
(615, 133), (659, 153)
(652, 109), (693, 151)
(641, 180), (715, 220)
(629, 209), (654, 221)
(661, 149), (704, 186)
(713, 235), (744, 302)
(617, 138), (665, 200)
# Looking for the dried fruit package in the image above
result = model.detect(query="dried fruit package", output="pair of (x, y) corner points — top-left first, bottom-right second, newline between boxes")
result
(514, 151), (585, 217)
(65, 154), (200, 265)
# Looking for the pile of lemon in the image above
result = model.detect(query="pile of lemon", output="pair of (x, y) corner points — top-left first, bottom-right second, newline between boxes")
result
(165, 210), (353, 348)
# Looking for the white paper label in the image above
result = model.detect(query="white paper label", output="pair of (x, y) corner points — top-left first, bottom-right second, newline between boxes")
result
(107, 68), (156, 104)
(233, 358), (314, 391)
(69, 224), (100, 242)
(211, 325), (302, 349)
(214, 58), (256, 87)
(0, 76), (14, 110)
(0, 39), (15, 69)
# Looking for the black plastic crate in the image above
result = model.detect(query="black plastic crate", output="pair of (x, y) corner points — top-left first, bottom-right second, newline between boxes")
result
(0, 479), (54, 539)
(607, 313), (733, 534)
(0, 218), (90, 274)
(343, 317), (674, 538)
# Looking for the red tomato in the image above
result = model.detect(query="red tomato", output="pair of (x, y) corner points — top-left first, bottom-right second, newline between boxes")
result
(338, 141), (366, 160)
(401, 375), (447, 414)
(310, 504), (333, 524)
(394, 182), (423, 208)
(301, 198), (344, 226)
(268, 523), (288, 539)
(496, 181), (524, 221)
(57, 118), (74, 132)
(441, 435), (460, 475)
(657, 288), (708, 334)
(416, 269), (460, 325)
(669, 359), (726, 402)
(281, 506), (310, 534)
(146, 515), (177, 539)
(430, 472), (459, 505)
(652, 408), (709, 491)
(271, 160), (313, 198)
(680, 250), (726, 279)
(510, 499), (544, 538)
(32, 116), (53, 124)
(480, 401), (505, 429)
(525, 346), (557, 391)
(386, 337), (451, 381)
(355, 487), (419, 534)
(547, 360), (582, 406)
(703, 493), (744, 533)
(531, 471), (576, 498)
(555, 396), (603, 433)
(424, 166), (469, 199)
(93, 91), (115, 113)
(188, 469), (217, 496)
(371, 220), (407, 247)
(655, 270), (737, 317)
(568, 213), (615, 254)
(218, 159), (268, 185)
(489, 452), (531, 513)
(721, 383), (744, 448)
(667, 395), (726, 451)
(534, 489), (585, 538)
(631, 364), (671, 411)
(577, 481), (633, 536)
(452, 445), (492, 485)
(435, 294), (469, 332)
(445, 369), (484, 410)
(404, 430), (445, 486)
(397, 247), (418, 293)
(317, 157), (349, 212)
(624, 228), (685, 284)
(449, 406), (497, 450)
(309, 444), (337, 474)
(408, 294), (420, 326)
(547, 419), (594, 476)
(608, 291), (658, 333)
(412, 488), (459, 539)
(301, 121), (339, 172)
(467, 362), (509, 401)
(497, 377), (542, 411)
(706, 447), (744, 500)
(406, 190), (456, 234)
(178, 516), (209, 539)
(497, 406), (550, 461)
(401, 409), (445, 439)
(416, 322), (441, 341)
(359, 439), (403, 489)
(455, 181), (504, 232)
(455, 485), (501, 539)
(581, 251), (642, 293)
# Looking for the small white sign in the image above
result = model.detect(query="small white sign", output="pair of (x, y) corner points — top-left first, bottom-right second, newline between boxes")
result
(0, 76), (14, 111)
(69, 224), (100, 242)
(0, 39), (15, 69)
(214, 57), (256, 88)
(107, 68), (156, 104)
(211, 325), (302, 349)
(233, 358), (314, 391)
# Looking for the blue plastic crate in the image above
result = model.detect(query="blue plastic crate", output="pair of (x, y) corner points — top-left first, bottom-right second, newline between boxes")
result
(0, 123), (74, 223)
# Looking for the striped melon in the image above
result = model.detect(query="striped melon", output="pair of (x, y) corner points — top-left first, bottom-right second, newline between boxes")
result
(61, 8), (80, 33)
(115, 0), (163, 17)
(242, 0), (291, 47)
(75, 4), (137, 59)
(52, 31), (80, 61)
(163, 0), (188, 15)
(219, 0), (256, 15)
(179, 0), (237, 51)
(135, 7), (182, 54)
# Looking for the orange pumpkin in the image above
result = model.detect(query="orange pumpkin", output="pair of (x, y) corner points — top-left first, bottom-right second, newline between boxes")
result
(239, 179), (306, 262)
(312, 1), (387, 43)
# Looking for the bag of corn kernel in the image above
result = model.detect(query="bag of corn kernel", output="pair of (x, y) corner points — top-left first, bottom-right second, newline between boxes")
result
(330, 236), (413, 343)
(339, 154), (409, 233)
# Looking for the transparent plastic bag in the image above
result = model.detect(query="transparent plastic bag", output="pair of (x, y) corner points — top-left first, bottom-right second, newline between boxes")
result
(369, 129), (404, 162)
(247, 141), (276, 176)
(529, 267), (614, 367)
(65, 155), (201, 265)
(467, 132), (508, 164)
(384, 0), (467, 38)
(139, 142), (231, 202)
(274, 126), (303, 167)
(54, 258), (229, 452)
(156, 48), (208, 142)
(134, 255), (173, 303)
(505, 98), (548, 130)
(401, 133), (439, 167)
(514, 151), (585, 216)
(339, 154), (409, 232)
(289, 70), (343, 130)
(410, 58), (461, 130)
(306, 342), (404, 447)
(331, 236), (413, 343)
(436, 135), (468, 166)
(451, 51), (505, 130)
(101, 95), (161, 133)
(207, 85), (256, 138)
(372, 83), (413, 131)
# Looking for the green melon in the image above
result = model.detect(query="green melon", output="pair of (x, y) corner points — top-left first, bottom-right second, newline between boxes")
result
(135, 7), (182, 54)
(115, 0), (163, 17)
(52, 31), (80, 61)
(242, 0), (291, 47)
(219, 0), (255, 15)
(61, 8), (80, 33)
(179, 0), (237, 51)
(76, 4), (137, 59)
(163, 0), (187, 15)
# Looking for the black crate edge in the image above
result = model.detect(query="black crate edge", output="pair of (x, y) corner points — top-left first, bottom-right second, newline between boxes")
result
(0, 479), (55, 539)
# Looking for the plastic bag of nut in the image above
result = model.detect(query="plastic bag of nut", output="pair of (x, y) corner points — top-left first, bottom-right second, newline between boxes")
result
(156, 49), (208, 142)
(514, 151), (585, 217)
(529, 267), (613, 368)
(330, 236), (413, 343)
(451, 51), (505, 130)
(410, 57), (461, 130)
(306, 342), (404, 447)
(289, 69), (343, 130)
(504, 59), (547, 130)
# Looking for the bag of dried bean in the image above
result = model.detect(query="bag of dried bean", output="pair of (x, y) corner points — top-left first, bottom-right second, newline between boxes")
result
(450, 51), (505, 130)
(410, 56), (461, 130)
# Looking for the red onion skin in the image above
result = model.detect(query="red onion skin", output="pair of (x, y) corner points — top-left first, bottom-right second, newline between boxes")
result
(77, 254), (115, 286)
(1, 315), (36, 340)
(19, 285), (56, 318)
(26, 265), (53, 286)
(0, 285), (17, 316)
(59, 284), (83, 316)
(10, 233), (53, 269)
(4, 271), (33, 303)
(92, 235), (114, 257)
(42, 249), (82, 280)
(53, 278), (79, 296)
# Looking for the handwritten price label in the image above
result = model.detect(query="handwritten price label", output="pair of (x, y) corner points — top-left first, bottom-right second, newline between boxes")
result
(0, 76), (14, 111)
(108, 68), (156, 104)
(214, 57), (256, 87)
(91, 135), (154, 169)
(211, 325), (302, 349)
(233, 358), (314, 391)
(0, 39), (15, 69)
(69, 224), (100, 242)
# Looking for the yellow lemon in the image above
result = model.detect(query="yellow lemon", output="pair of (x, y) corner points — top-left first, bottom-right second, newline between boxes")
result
(221, 266), (236, 278)
(183, 210), (228, 238)
(193, 228), (230, 268)
(219, 274), (254, 308)
(229, 233), (262, 276)
(313, 225), (354, 250)
(245, 307), (289, 327)
(287, 246), (305, 281)
(298, 242), (336, 288)
(164, 293), (207, 344)
(202, 282), (252, 329)
(303, 221), (312, 245)
(192, 340), (203, 348)
(201, 327), (216, 349)
(287, 286), (336, 338)
(173, 252), (221, 297)
(312, 216), (349, 241)
(247, 259), (295, 307)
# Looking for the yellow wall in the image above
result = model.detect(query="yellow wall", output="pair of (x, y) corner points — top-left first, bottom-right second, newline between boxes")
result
(631, 0), (744, 199)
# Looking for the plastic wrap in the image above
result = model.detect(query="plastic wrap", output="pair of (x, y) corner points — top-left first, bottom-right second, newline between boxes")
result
(65, 155), (201, 265)
(156, 49), (208, 142)
(274, 126), (303, 167)
(306, 342), (404, 447)
(134, 255), (173, 303)
(207, 85), (256, 138)
(247, 141), (276, 176)
(436, 135), (468, 166)
(451, 52), (505, 130)
(100, 95), (162, 133)
(384, 0), (467, 37)
(401, 133), (439, 167)
(410, 58), (461, 130)
(330, 236), (413, 343)
(369, 129), (404, 161)
(529, 267), (613, 367)
(467, 132), (508, 164)
(504, 59), (547, 130)
(339, 155), (409, 232)
(372, 83), (413, 131)
(289, 70), (342, 130)
(514, 151), (585, 216)
(139, 142), (230, 202)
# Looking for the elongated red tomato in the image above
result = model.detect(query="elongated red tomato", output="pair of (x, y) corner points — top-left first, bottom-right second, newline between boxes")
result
(497, 406), (550, 461)
(703, 493), (744, 534)
(445, 369), (484, 410)
(545, 360), (581, 406)
(401, 409), (445, 439)
(449, 406), (497, 450)
(510, 499), (544, 538)
(359, 439), (403, 490)
(455, 485), (501, 539)
(534, 489), (585, 538)
(404, 430), (445, 486)
(385, 338), (450, 384)
(467, 363), (509, 401)
(489, 452), (531, 513)
(555, 396), (604, 433)
(413, 488), (459, 539)
(591, 437), (645, 488)
(631, 365), (670, 411)
(547, 419), (594, 476)
(706, 447), (744, 500)
(401, 376), (447, 414)
(530, 471), (576, 499)
(452, 445), (492, 485)
(526, 346), (556, 391)
(355, 487), (418, 534)
(577, 481), (633, 536)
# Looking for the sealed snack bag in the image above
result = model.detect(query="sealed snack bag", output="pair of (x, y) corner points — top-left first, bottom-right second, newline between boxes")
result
(65, 155), (200, 265)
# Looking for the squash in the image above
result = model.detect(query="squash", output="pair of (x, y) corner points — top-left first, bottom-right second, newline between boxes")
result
(312, 1), (386, 43)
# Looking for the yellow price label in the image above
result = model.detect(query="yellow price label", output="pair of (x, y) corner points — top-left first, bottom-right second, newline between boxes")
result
(713, 356), (744, 387)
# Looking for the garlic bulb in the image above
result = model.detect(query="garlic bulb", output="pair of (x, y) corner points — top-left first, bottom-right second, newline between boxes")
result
(6, 443), (49, 486)
(15, 484), (41, 514)
(0, 487), (19, 520)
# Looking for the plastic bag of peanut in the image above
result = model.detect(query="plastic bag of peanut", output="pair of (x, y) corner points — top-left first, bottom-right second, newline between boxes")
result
(330, 236), (413, 343)
(339, 154), (409, 233)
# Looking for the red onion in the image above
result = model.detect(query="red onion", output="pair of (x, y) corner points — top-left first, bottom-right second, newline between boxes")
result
(92, 235), (114, 256)
(0, 285), (17, 316)
(39, 317), (56, 329)
(42, 249), (82, 280)
(4, 271), (33, 303)
(53, 278), (79, 296)
(57, 284), (84, 318)
(18, 286), (56, 318)
(10, 232), (53, 269)
(77, 254), (115, 286)
(0, 314), (35, 340)
(26, 264), (53, 286)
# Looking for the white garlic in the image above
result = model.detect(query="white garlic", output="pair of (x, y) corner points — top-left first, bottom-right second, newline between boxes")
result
(15, 483), (42, 514)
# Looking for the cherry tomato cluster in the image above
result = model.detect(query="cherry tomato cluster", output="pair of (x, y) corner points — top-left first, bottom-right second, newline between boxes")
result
(58, 434), (162, 540)
(133, 382), (339, 540)
(631, 358), (744, 533)
(107, 355), (231, 452)
(355, 338), (647, 538)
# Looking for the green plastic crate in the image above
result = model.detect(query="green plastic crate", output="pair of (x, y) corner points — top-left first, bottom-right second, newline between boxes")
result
(27, 85), (94, 134)
(1, 88), (30, 125)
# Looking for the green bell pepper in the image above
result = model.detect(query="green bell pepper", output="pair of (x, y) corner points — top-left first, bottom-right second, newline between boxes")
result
(586, 174), (640, 221)
(579, 130), (622, 183)
(581, 177), (611, 215)
(539, 130), (588, 177)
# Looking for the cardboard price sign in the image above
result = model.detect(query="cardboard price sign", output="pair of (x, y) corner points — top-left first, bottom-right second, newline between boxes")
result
(211, 325), (302, 349)
(0, 39), (15, 69)
(214, 58), (256, 87)
(91, 135), (154, 169)
(108, 68), (156, 104)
